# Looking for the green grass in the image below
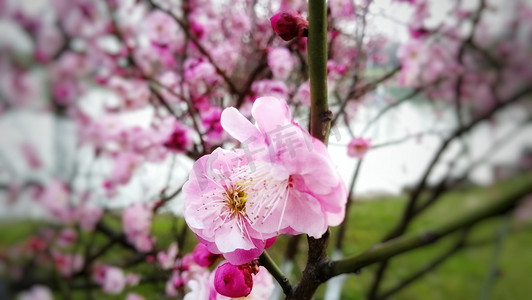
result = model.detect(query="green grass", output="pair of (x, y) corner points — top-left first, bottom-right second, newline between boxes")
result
(1, 175), (531, 299)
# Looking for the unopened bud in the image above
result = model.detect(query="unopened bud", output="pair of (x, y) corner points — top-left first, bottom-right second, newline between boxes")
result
(214, 262), (253, 298)
(270, 11), (308, 41)
(192, 243), (221, 267)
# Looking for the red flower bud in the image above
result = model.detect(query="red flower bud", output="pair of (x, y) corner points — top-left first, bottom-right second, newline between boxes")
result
(270, 11), (308, 41)
(192, 243), (221, 267)
(214, 262), (253, 298)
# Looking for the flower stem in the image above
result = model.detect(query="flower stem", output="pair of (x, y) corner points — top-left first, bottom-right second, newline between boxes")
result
(259, 251), (292, 295)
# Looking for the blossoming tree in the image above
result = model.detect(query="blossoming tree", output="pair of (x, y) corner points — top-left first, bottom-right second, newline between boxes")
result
(1, 0), (531, 299)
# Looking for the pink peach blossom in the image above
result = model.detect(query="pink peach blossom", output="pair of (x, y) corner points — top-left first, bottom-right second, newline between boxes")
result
(223, 11), (251, 37)
(104, 152), (142, 191)
(126, 293), (145, 300)
(220, 97), (347, 237)
(157, 242), (179, 270)
(295, 81), (311, 106)
(164, 121), (193, 153)
(165, 271), (184, 297)
(125, 273), (141, 286)
(18, 285), (53, 300)
(102, 266), (126, 294)
(182, 267), (211, 300)
(56, 228), (77, 248)
(52, 251), (83, 277)
(37, 179), (76, 224)
(143, 10), (181, 47)
(184, 97), (346, 264)
(267, 47), (294, 80)
(106, 76), (150, 111)
(183, 147), (277, 265)
(329, 0), (355, 20)
(251, 79), (288, 99)
(347, 138), (371, 158)
(200, 107), (226, 145)
(77, 204), (103, 232)
(122, 202), (153, 252)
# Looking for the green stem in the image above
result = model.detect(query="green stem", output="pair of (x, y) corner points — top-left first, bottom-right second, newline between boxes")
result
(259, 251), (292, 295)
(308, 0), (330, 144)
(285, 3), (331, 298)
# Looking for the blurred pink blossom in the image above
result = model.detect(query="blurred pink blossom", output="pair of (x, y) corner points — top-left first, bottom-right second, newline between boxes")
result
(164, 121), (193, 153)
(122, 202), (153, 252)
(267, 47), (294, 80)
(102, 266), (126, 294)
(157, 242), (179, 270)
(251, 79), (288, 99)
(37, 179), (76, 224)
(52, 252), (83, 277)
(295, 81), (311, 106)
(143, 10), (181, 47)
(20, 142), (42, 169)
(77, 204), (103, 232)
(347, 138), (371, 158)
(18, 285), (53, 300)
(329, 0), (355, 20)
(126, 293), (145, 300)
(56, 228), (77, 248)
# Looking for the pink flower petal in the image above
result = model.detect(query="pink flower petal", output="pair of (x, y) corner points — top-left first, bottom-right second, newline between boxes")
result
(221, 107), (260, 143)
(214, 222), (255, 253)
(282, 190), (328, 238)
(251, 97), (292, 134)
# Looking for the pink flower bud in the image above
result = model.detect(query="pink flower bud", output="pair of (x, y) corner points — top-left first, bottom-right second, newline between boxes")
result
(270, 11), (308, 41)
(193, 243), (221, 267)
(214, 262), (253, 298)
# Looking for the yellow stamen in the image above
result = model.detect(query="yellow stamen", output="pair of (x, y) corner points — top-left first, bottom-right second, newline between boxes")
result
(224, 184), (248, 215)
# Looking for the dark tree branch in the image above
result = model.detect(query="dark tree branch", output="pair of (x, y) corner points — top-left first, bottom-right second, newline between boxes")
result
(325, 174), (532, 280)
(377, 229), (470, 300)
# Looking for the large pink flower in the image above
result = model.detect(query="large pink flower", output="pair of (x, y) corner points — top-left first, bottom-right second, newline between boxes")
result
(183, 147), (277, 265)
(184, 97), (346, 264)
(220, 97), (347, 237)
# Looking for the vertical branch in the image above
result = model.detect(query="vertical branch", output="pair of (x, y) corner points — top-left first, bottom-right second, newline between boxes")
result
(308, 0), (331, 144)
(286, 1), (331, 299)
